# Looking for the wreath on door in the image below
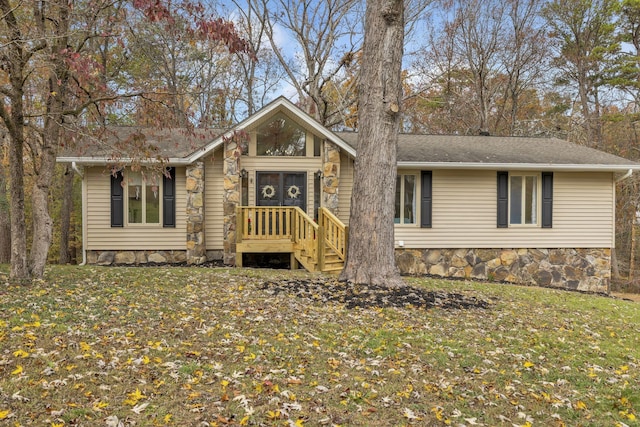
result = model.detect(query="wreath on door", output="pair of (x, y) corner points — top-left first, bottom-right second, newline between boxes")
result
(287, 185), (301, 199)
(261, 184), (276, 199)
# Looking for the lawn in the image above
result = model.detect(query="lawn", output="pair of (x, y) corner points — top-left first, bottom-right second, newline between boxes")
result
(0, 265), (639, 426)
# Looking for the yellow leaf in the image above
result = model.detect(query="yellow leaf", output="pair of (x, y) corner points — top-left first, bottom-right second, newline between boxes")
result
(13, 349), (29, 358)
(80, 341), (91, 352)
(0, 410), (11, 420)
(221, 380), (229, 388)
(164, 413), (173, 423)
(239, 415), (250, 425)
(574, 400), (587, 410)
(11, 365), (23, 375)
(523, 361), (535, 368)
(294, 419), (305, 427)
(627, 413), (636, 421)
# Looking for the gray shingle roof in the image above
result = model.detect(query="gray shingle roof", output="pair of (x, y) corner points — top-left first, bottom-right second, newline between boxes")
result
(335, 132), (640, 169)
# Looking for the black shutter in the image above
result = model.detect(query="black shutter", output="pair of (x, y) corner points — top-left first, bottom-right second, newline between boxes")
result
(111, 171), (124, 227)
(420, 171), (432, 228)
(541, 172), (553, 228)
(497, 171), (508, 228)
(163, 167), (176, 228)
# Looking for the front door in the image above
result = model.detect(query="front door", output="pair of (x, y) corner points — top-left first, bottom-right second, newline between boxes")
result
(256, 172), (306, 210)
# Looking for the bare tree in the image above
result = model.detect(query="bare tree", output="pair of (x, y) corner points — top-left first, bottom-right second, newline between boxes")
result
(340, 0), (405, 287)
(246, 0), (362, 126)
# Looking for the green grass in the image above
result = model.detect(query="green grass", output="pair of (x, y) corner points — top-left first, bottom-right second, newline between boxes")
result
(0, 265), (639, 426)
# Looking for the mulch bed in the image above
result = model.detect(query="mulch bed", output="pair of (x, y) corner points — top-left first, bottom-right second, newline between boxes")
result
(257, 278), (492, 310)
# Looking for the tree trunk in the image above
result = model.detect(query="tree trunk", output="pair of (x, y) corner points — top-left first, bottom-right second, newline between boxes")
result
(0, 162), (10, 264)
(29, 1), (70, 278)
(339, 0), (405, 288)
(59, 164), (75, 264)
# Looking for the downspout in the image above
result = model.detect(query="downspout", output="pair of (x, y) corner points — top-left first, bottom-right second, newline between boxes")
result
(71, 162), (87, 266)
(616, 168), (633, 182)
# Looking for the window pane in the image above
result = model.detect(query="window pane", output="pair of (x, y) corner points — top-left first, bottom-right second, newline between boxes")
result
(256, 113), (306, 156)
(394, 177), (401, 224)
(403, 175), (415, 224)
(525, 176), (537, 224)
(510, 176), (522, 224)
(146, 179), (160, 224)
(128, 172), (143, 223)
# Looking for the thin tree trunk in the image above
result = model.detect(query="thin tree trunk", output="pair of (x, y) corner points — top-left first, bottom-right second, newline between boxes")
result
(59, 164), (75, 264)
(0, 163), (10, 263)
(339, 0), (405, 287)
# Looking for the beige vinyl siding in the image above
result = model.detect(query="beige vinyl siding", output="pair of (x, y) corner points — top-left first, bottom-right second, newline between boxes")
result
(205, 152), (224, 250)
(337, 153), (354, 224)
(240, 156), (323, 217)
(394, 170), (615, 249)
(85, 166), (187, 250)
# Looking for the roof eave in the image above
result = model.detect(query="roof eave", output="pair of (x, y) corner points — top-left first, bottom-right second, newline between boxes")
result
(397, 161), (640, 173)
(56, 156), (192, 166)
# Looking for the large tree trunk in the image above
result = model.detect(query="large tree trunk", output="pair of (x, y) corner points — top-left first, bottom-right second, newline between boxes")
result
(59, 164), (75, 264)
(29, 1), (70, 278)
(339, 0), (405, 287)
(0, 161), (10, 264)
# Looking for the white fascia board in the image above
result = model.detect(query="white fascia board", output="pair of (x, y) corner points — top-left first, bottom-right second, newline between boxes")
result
(56, 156), (192, 166)
(397, 161), (640, 173)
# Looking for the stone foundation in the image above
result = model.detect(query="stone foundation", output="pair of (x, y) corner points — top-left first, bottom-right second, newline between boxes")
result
(395, 248), (611, 293)
(87, 250), (223, 266)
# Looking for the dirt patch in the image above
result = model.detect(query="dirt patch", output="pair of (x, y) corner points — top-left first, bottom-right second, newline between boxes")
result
(257, 278), (492, 310)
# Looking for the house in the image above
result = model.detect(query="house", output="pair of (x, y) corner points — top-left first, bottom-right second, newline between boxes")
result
(57, 97), (640, 293)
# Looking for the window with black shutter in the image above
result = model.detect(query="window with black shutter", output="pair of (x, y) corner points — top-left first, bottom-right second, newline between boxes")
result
(111, 171), (124, 227)
(163, 167), (176, 228)
(420, 171), (432, 228)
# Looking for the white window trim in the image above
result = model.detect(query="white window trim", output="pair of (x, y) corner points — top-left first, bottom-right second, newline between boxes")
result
(508, 172), (541, 227)
(125, 171), (163, 226)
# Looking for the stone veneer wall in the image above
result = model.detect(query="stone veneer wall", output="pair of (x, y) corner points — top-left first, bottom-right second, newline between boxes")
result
(395, 247), (611, 293)
(186, 162), (206, 264)
(223, 138), (241, 265)
(322, 141), (340, 215)
(87, 249), (223, 266)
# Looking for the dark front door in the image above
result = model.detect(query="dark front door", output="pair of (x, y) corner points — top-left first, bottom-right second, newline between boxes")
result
(256, 172), (306, 210)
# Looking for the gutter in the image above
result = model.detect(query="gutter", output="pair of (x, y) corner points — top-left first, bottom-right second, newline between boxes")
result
(397, 162), (640, 173)
(71, 162), (87, 266)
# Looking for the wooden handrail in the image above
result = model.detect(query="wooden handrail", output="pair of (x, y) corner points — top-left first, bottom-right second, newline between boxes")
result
(319, 207), (347, 261)
(236, 206), (346, 271)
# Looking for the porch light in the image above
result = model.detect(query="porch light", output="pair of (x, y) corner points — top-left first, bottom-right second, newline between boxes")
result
(240, 168), (248, 179)
(315, 170), (323, 179)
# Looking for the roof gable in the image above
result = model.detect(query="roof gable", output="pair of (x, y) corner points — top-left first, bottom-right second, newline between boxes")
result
(185, 97), (357, 162)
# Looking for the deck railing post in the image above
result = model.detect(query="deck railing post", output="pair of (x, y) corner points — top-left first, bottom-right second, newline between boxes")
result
(318, 223), (325, 272)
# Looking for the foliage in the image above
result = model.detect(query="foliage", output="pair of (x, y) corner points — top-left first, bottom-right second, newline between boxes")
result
(0, 266), (638, 426)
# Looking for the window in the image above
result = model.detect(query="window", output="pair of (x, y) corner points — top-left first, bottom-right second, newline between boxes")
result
(256, 113), (306, 156)
(395, 174), (416, 224)
(510, 174), (537, 225)
(111, 168), (175, 227)
(127, 171), (161, 224)
(497, 171), (552, 228)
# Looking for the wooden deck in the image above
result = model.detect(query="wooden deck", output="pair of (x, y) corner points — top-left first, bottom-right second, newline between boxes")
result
(235, 206), (347, 273)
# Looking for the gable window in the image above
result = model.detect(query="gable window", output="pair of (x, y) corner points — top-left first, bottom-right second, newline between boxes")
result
(111, 168), (175, 227)
(257, 113), (306, 156)
(497, 171), (552, 228)
(395, 174), (416, 224)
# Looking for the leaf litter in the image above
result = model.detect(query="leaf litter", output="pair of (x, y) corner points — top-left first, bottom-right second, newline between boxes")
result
(0, 265), (638, 426)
